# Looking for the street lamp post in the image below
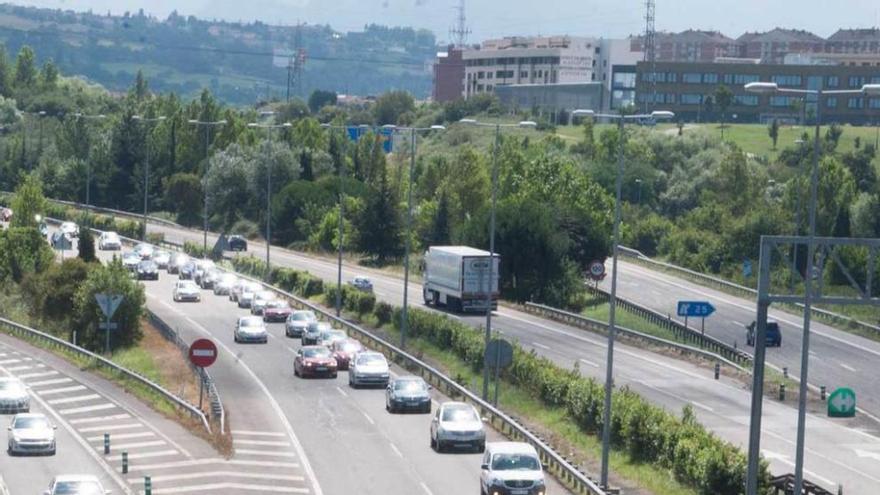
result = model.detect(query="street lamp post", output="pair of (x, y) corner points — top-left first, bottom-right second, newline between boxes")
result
(133, 115), (167, 241)
(320, 123), (351, 317)
(572, 108), (675, 489)
(383, 124), (446, 349)
(73, 113), (107, 214)
(743, 81), (880, 495)
(459, 118), (537, 402)
(248, 117), (292, 280)
(188, 119), (228, 254)
(634, 178), (643, 204)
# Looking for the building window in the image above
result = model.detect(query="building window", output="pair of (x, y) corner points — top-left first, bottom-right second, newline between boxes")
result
(683, 73), (702, 83)
(520, 71), (528, 78)
(849, 76), (865, 88)
(827, 76), (840, 87)
(870, 98), (880, 109)
(848, 97), (864, 109)
(770, 96), (793, 107)
(477, 71), (485, 79)
(487, 72), (493, 79)
(734, 95), (758, 106)
(703, 73), (719, 84)
(680, 94), (702, 105)
(871, 76), (880, 84)
(667, 72), (677, 83)
(771, 75), (802, 87)
(826, 97), (838, 108)
(476, 84), (484, 92)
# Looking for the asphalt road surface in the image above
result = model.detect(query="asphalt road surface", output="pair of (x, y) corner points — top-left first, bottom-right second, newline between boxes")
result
(138, 222), (880, 493)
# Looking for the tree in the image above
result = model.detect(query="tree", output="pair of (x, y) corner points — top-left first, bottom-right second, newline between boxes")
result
(40, 59), (59, 90)
(428, 191), (451, 245)
(78, 228), (96, 263)
(0, 227), (54, 283)
(13, 46), (37, 89)
(73, 259), (145, 352)
(850, 192), (880, 238)
(768, 119), (780, 150)
(356, 164), (402, 263)
(825, 123), (844, 152)
(22, 258), (90, 338)
(714, 85), (733, 139)
(133, 70), (148, 100)
(0, 45), (12, 97)
(308, 90), (338, 113)
(373, 90), (415, 126)
(10, 172), (47, 228)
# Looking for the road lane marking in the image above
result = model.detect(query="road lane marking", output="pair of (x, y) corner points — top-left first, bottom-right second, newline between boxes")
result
(531, 341), (550, 350)
(233, 449), (298, 458)
(234, 439), (292, 447)
(335, 386), (348, 398)
(127, 459), (301, 471)
(109, 439), (166, 450)
(122, 450), (179, 460)
(362, 411), (375, 425)
(389, 442), (403, 458)
(840, 363), (857, 372)
(579, 358), (599, 368)
(6, 365), (34, 372)
(79, 423), (144, 433)
(420, 482), (435, 495)
(148, 483), (309, 494)
(48, 393), (102, 405)
(88, 431), (154, 442)
(69, 413), (131, 425)
(634, 380), (714, 412)
(37, 385), (88, 395)
(60, 403), (117, 415)
(231, 430), (286, 437)
(28, 377), (74, 387)
(0, 358), (21, 364)
(16, 370), (58, 379)
(128, 471), (306, 483)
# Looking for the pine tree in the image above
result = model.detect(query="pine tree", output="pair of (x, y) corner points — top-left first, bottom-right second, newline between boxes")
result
(0, 45), (12, 97)
(299, 149), (314, 181)
(40, 59), (59, 90)
(78, 228), (96, 263)
(429, 192), (450, 245)
(13, 46), (36, 89)
(356, 164), (402, 263)
(133, 70), (148, 100)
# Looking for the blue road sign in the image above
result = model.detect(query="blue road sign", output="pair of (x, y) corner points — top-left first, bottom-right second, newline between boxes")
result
(677, 301), (716, 318)
(346, 126), (394, 153)
(743, 259), (753, 278)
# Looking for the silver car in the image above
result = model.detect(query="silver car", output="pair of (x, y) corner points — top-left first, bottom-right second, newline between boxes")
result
(234, 316), (268, 344)
(431, 401), (486, 453)
(348, 351), (390, 388)
(42, 474), (110, 495)
(302, 321), (331, 346)
(133, 243), (154, 259)
(152, 250), (171, 269)
(173, 280), (201, 302)
(0, 377), (29, 413)
(98, 231), (121, 250)
(237, 282), (263, 308)
(168, 252), (189, 274)
(213, 273), (239, 296)
(250, 291), (276, 315)
(285, 310), (317, 338)
(7, 413), (56, 455)
(319, 329), (348, 348)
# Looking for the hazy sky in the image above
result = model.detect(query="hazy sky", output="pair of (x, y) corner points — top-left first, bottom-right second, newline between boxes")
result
(8, 0), (880, 43)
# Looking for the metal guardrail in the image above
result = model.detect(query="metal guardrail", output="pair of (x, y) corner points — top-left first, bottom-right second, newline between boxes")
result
(619, 245), (880, 337)
(524, 302), (748, 373)
(223, 271), (607, 495)
(583, 285), (753, 367)
(770, 473), (837, 495)
(0, 316), (211, 433)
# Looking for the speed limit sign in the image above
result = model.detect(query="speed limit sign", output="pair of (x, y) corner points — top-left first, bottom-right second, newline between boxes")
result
(588, 260), (606, 281)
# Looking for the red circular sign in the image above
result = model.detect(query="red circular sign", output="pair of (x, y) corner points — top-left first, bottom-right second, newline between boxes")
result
(188, 339), (218, 368)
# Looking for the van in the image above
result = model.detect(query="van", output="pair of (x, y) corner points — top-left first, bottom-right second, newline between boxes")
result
(746, 321), (782, 347)
(480, 442), (546, 495)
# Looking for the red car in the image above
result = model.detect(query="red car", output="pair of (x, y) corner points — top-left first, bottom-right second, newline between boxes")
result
(263, 300), (292, 322)
(330, 339), (365, 371)
(294, 346), (338, 378)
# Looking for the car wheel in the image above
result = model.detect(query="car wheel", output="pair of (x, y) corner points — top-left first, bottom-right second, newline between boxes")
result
(294, 367), (299, 377)
(234, 335), (239, 343)
(437, 440), (445, 453)
(331, 373), (337, 379)
(430, 435), (436, 450)
(49, 447), (56, 456)
(476, 441), (485, 454)
(424, 403), (432, 414)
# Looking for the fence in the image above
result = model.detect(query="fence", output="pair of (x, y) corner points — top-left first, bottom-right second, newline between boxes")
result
(0, 316), (211, 433)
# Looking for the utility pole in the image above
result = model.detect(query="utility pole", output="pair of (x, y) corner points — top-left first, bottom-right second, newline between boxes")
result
(188, 119), (228, 254)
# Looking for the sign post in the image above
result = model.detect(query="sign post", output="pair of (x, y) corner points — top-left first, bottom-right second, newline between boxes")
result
(189, 339), (218, 410)
(95, 293), (123, 354)
(828, 387), (856, 418)
(677, 301), (716, 334)
(484, 339), (513, 406)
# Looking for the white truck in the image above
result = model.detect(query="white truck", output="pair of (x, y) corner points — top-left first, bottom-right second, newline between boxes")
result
(422, 246), (499, 313)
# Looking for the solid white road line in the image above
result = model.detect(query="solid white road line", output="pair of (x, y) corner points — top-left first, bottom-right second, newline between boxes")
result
(122, 450), (180, 460)
(840, 363), (857, 372)
(234, 439), (292, 447)
(69, 413), (131, 425)
(579, 358), (599, 368)
(79, 423), (145, 433)
(335, 386), (348, 398)
(28, 377), (74, 387)
(233, 449), (297, 458)
(109, 439), (166, 450)
(531, 341), (550, 350)
(420, 481), (435, 495)
(230, 430), (286, 437)
(88, 431), (154, 442)
(150, 483), (308, 494)
(362, 411), (375, 425)
(37, 385), (88, 395)
(48, 393), (102, 405)
(60, 403), (117, 415)
(128, 471), (306, 483)
(389, 442), (403, 458)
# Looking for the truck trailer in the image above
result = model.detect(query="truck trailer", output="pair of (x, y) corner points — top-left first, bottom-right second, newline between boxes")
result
(422, 246), (499, 313)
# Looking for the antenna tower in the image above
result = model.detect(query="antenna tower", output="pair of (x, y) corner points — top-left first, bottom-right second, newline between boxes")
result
(644, 0), (656, 112)
(287, 22), (306, 101)
(450, 0), (471, 48)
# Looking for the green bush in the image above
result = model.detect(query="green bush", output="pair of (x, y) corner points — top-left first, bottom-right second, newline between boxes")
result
(374, 302), (393, 325)
(231, 256), (323, 298)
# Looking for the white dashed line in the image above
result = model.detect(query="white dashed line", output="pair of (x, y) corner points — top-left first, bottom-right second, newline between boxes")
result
(579, 358), (600, 368)
(79, 423), (144, 433)
(88, 431), (154, 442)
(125, 459), (301, 471)
(531, 341), (550, 350)
(17, 370), (58, 379)
(233, 449), (298, 458)
(335, 386), (349, 398)
(840, 363), (857, 372)
(362, 412), (375, 425)
(420, 482), (435, 495)
(234, 439), (292, 447)
(231, 430), (286, 437)
(60, 403), (117, 415)
(145, 483), (308, 494)
(27, 377), (74, 387)
(47, 393), (102, 405)
(128, 471), (306, 483)
(121, 449), (179, 460)
(37, 385), (88, 395)
(69, 413), (131, 425)
(110, 439), (166, 450)
(389, 442), (403, 458)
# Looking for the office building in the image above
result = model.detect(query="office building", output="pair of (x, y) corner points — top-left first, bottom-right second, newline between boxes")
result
(433, 46), (465, 103)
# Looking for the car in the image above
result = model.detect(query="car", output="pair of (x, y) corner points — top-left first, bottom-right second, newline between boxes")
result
(237, 282), (263, 308)
(136, 260), (160, 281)
(38, 221), (48, 237)
(98, 231), (122, 251)
(431, 402), (486, 453)
(0, 207), (12, 222)
(59, 221), (79, 238)
(263, 300), (292, 322)
(0, 377), (29, 413)
(168, 252), (189, 274)
(746, 320), (782, 347)
(348, 351), (390, 388)
(7, 413), (56, 455)
(285, 310), (317, 338)
(213, 273), (238, 296)
(250, 290), (276, 315)
(302, 321), (331, 346)
(50, 231), (73, 251)
(234, 316), (268, 344)
(173, 280), (201, 302)
(133, 243), (154, 259)
(199, 268), (221, 290)
(293, 345), (338, 378)
(479, 442), (545, 495)
(179, 260), (197, 280)
(228, 235), (248, 252)
(319, 329), (348, 348)
(152, 250), (171, 269)
(330, 339), (364, 370)
(386, 376), (432, 414)
(121, 252), (141, 272)
(42, 474), (110, 495)
(350, 276), (373, 292)
(229, 279), (252, 303)
(193, 260), (215, 286)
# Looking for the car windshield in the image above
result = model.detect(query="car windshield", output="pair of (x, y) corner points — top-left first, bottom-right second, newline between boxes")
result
(13, 416), (49, 429)
(338, 341), (362, 352)
(292, 312), (314, 321)
(221, 274), (237, 284)
(53, 481), (104, 495)
(267, 301), (288, 309)
(240, 318), (263, 327)
(303, 347), (331, 358)
(308, 323), (329, 333)
(138, 261), (157, 269)
(357, 354), (385, 365)
(255, 292), (273, 301)
(124, 253), (139, 260)
(178, 281), (198, 290)
(104, 233), (119, 240)
(491, 453), (540, 471)
(394, 379), (426, 392)
(155, 250), (169, 258)
(442, 405), (478, 422)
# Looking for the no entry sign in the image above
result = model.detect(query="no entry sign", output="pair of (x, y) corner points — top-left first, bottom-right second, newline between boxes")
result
(188, 339), (218, 368)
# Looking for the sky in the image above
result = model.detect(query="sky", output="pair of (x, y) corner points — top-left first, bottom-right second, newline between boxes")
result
(7, 0), (880, 43)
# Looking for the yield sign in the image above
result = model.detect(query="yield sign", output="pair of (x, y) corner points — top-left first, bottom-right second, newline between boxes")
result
(828, 387), (857, 418)
(95, 293), (123, 319)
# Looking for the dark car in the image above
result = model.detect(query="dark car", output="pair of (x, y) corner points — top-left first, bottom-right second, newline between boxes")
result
(302, 321), (331, 346)
(330, 339), (364, 370)
(179, 261), (197, 280)
(386, 376), (432, 414)
(136, 260), (160, 280)
(746, 321), (782, 347)
(229, 235), (248, 252)
(293, 345), (338, 378)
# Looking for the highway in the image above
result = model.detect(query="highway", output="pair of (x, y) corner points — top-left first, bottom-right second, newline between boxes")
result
(141, 221), (880, 493)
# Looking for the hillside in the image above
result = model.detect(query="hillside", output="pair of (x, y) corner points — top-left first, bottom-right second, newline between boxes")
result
(0, 3), (435, 104)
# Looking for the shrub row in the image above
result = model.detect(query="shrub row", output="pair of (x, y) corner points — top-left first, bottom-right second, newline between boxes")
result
(385, 306), (770, 494)
(231, 256), (324, 298)
(323, 284), (376, 316)
(48, 205), (143, 240)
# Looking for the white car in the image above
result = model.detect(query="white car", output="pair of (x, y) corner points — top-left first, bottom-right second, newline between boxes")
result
(42, 474), (110, 495)
(431, 401), (486, 453)
(98, 231), (121, 250)
(234, 316), (268, 344)
(479, 442), (545, 495)
(319, 329), (348, 348)
(237, 282), (263, 308)
(59, 221), (80, 238)
(152, 250), (171, 269)
(173, 280), (201, 302)
(133, 243), (154, 259)
(213, 273), (239, 296)
(0, 377), (29, 413)
(7, 413), (56, 455)
(348, 351), (390, 388)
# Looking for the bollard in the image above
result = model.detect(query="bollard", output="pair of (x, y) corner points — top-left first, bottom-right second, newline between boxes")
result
(779, 383), (786, 401)
(838, 484), (843, 495)
(714, 363), (720, 380)
(821, 385), (827, 401)
(122, 451), (128, 474)
(783, 367), (789, 379)
(144, 476), (152, 495)
(103, 433), (110, 455)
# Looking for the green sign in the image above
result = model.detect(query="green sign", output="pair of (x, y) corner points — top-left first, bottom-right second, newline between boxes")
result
(828, 387), (856, 418)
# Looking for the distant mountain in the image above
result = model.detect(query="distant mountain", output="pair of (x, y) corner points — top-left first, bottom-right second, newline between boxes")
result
(0, 3), (436, 104)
